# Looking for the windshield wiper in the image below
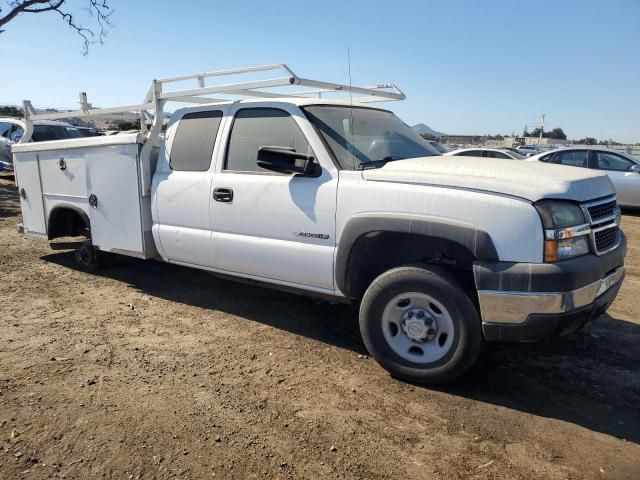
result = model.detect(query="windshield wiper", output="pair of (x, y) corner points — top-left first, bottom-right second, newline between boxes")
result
(358, 156), (406, 170)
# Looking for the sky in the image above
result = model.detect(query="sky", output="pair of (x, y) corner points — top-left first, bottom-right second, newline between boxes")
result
(1, 0), (639, 142)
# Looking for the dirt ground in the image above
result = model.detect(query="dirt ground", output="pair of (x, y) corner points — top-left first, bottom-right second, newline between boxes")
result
(0, 173), (639, 480)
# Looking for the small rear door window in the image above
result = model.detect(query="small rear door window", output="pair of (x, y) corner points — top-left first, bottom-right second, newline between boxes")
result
(170, 110), (223, 171)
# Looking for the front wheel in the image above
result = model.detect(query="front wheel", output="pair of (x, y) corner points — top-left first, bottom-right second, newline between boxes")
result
(359, 265), (482, 384)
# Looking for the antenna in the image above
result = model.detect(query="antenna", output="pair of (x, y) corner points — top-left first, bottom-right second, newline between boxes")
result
(347, 47), (356, 168)
(347, 47), (353, 107)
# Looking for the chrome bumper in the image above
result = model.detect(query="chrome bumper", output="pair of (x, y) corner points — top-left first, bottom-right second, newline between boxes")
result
(477, 267), (625, 325)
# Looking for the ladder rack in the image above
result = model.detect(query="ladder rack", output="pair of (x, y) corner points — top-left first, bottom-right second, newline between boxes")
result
(20, 63), (405, 143)
(19, 64), (405, 197)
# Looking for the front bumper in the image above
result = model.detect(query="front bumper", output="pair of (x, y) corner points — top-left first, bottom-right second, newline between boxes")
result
(475, 233), (626, 342)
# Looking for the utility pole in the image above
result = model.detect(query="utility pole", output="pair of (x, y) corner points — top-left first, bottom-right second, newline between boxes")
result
(539, 113), (545, 144)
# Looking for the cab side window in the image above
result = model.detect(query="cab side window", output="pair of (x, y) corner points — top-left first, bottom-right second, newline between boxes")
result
(553, 150), (588, 168)
(225, 108), (313, 173)
(485, 151), (510, 159)
(170, 110), (223, 171)
(455, 150), (482, 157)
(0, 122), (11, 138)
(9, 125), (24, 142)
(594, 151), (635, 172)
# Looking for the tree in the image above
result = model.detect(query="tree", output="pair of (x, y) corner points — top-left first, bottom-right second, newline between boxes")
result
(0, 1), (113, 55)
(486, 134), (505, 141)
(528, 127), (567, 140)
(0, 105), (22, 117)
(547, 128), (566, 140)
(576, 137), (598, 145)
(116, 120), (141, 131)
(529, 127), (543, 138)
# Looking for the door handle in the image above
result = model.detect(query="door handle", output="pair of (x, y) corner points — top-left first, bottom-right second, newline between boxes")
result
(213, 187), (233, 203)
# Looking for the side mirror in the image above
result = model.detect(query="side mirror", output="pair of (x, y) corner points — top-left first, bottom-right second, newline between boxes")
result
(630, 164), (640, 173)
(257, 146), (321, 177)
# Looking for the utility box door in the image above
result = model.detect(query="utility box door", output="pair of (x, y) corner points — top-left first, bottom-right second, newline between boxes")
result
(13, 152), (46, 237)
(86, 143), (145, 255)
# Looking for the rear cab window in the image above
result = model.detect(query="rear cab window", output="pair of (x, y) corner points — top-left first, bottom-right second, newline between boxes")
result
(170, 110), (223, 171)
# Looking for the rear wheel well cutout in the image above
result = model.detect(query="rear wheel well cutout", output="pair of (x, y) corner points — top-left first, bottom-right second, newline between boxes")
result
(48, 207), (90, 240)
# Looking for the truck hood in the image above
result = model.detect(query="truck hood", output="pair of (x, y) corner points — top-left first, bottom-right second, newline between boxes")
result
(361, 156), (614, 202)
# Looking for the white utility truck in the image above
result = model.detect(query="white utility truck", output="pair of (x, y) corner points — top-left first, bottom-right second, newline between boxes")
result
(12, 65), (626, 384)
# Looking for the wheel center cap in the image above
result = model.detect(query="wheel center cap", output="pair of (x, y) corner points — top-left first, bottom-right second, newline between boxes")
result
(401, 309), (437, 342)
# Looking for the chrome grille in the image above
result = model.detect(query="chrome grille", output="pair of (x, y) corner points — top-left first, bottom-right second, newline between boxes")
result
(586, 200), (616, 223)
(581, 196), (621, 255)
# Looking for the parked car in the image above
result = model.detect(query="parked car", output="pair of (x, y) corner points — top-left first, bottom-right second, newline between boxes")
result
(526, 147), (640, 208)
(444, 147), (525, 159)
(12, 65), (626, 384)
(516, 145), (543, 156)
(75, 126), (103, 137)
(0, 118), (84, 170)
(424, 140), (449, 154)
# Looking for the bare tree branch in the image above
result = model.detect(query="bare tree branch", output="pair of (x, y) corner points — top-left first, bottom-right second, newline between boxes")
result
(0, 0), (113, 55)
(22, 0), (64, 13)
(0, 0), (52, 27)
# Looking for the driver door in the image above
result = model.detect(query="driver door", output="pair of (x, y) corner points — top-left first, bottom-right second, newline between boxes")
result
(210, 104), (338, 292)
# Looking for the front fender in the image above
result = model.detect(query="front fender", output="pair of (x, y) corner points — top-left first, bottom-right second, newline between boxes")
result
(334, 213), (499, 296)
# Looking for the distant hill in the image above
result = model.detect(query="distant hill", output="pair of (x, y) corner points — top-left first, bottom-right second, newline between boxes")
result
(412, 123), (447, 137)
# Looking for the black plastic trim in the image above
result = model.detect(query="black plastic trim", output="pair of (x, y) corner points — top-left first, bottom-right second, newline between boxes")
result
(47, 205), (91, 240)
(335, 213), (498, 296)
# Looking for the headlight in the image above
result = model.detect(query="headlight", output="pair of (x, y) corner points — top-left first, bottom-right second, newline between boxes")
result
(535, 201), (590, 262)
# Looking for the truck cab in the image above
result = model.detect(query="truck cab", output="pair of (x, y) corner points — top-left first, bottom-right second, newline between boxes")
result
(11, 65), (626, 384)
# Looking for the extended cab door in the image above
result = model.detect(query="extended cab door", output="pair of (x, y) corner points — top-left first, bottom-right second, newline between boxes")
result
(209, 104), (338, 291)
(153, 106), (229, 267)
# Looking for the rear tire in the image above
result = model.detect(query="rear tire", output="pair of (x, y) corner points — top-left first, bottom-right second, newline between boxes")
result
(359, 265), (482, 384)
(74, 240), (99, 272)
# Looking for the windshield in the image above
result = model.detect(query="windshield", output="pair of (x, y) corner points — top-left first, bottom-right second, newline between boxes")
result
(429, 141), (449, 153)
(303, 106), (439, 169)
(504, 148), (525, 159)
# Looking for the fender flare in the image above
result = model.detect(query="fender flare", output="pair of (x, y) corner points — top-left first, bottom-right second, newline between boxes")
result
(335, 213), (499, 296)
